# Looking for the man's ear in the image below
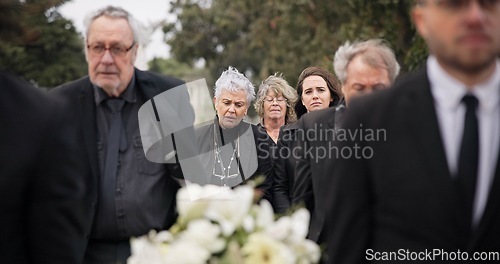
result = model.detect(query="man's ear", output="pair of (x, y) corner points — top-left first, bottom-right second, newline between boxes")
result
(213, 97), (217, 107)
(411, 5), (428, 40)
(131, 43), (139, 63)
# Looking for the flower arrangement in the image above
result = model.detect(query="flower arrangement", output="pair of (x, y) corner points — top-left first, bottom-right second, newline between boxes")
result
(127, 184), (320, 264)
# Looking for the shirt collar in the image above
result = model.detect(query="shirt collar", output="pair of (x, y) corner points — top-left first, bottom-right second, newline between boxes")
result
(475, 60), (500, 113)
(93, 73), (137, 105)
(428, 56), (500, 113)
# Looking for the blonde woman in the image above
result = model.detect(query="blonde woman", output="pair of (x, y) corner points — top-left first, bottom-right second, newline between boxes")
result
(255, 74), (298, 143)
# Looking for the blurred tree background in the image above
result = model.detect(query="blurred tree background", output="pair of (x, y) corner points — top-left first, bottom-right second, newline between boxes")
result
(164, 0), (428, 87)
(0, 0), (86, 89)
(1, 0), (428, 90)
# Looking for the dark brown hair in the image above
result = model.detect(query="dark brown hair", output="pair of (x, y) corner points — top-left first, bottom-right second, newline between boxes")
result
(294, 66), (342, 118)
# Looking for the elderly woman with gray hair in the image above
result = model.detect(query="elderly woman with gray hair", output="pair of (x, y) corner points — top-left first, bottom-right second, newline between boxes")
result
(254, 74), (298, 143)
(194, 66), (273, 200)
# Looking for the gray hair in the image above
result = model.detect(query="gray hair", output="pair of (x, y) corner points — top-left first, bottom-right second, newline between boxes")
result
(214, 66), (256, 104)
(333, 39), (400, 84)
(83, 6), (144, 45)
(255, 73), (298, 126)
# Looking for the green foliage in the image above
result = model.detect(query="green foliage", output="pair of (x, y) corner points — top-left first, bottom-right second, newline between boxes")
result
(149, 57), (211, 83)
(335, 0), (428, 72)
(165, 0), (428, 87)
(404, 34), (428, 72)
(0, 0), (86, 88)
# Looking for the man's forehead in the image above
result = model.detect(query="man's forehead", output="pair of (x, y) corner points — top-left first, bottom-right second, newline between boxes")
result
(88, 17), (133, 38)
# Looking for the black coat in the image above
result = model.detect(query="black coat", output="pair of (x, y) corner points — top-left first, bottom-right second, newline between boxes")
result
(0, 72), (86, 263)
(274, 102), (346, 216)
(50, 68), (186, 262)
(324, 69), (500, 263)
(292, 105), (345, 243)
(272, 122), (301, 214)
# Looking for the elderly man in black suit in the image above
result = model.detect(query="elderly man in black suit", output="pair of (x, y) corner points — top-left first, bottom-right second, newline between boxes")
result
(52, 6), (191, 264)
(0, 72), (86, 263)
(324, 0), (500, 263)
(293, 39), (400, 246)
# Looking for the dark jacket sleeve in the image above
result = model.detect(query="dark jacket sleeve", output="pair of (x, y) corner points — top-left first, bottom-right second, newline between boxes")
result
(324, 100), (372, 264)
(272, 127), (293, 214)
(29, 88), (87, 263)
(253, 125), (274, 203)
(291, 119), (314, 212)
(1, 73), (87, 263)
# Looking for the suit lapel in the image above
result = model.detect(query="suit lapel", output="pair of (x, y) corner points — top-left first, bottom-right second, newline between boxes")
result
(135, 68), (160, 100)
(406, 69), (453, 181)
(328, 107), (339, 129)
(403, 70), (466, 230)
(79, 83), (99, 180)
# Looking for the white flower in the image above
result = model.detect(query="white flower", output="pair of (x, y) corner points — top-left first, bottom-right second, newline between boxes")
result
(179, 219), (225, 253)
(216, 240), (245, 263)
(266, 215), (292, 241)
(128, 236), (167, 264)
(128, 184), (322, 264)
(154, 230), (173, 243)
(242, 233), (295, 264)
(290, 208), (310, 240)
(163, 240), (211, 264)
(176, 185), (211, 223)
(267, 208), (312, 244)
(292, 239), (321, 264)
(261, 207), (320, 263)
(255, 199), (275, 230)
(205, 185), (254, 236)
(242, 214), (255, 233)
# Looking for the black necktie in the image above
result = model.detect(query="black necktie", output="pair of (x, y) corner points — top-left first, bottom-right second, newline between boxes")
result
(457, 94), (479, 228)
(100, 98), (126, 232)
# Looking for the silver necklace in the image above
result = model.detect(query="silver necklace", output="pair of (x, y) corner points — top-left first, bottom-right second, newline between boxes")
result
(212, 124), (240, 186)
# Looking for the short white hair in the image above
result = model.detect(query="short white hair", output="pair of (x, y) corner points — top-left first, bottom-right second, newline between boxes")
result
(334, 39), (400, 84)
(83, 6), (145, 45)
(214, 66), (256, 103)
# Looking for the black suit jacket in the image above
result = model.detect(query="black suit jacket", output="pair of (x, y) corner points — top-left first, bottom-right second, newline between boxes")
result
(51, 68), (185, 261)
(293, 106), (343, 243)
(324, 69), (500, 263)
(272, 122), (301, 214)
(0, 72), (86, 263)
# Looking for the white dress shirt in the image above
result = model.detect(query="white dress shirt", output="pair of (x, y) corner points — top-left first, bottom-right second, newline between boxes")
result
(428, 56), (500, 226)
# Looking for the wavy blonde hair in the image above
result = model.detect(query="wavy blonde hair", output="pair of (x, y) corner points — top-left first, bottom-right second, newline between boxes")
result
(255, 73), (298, 126)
